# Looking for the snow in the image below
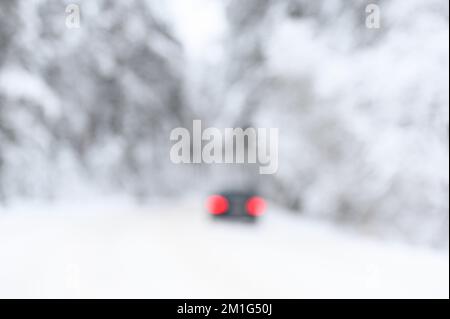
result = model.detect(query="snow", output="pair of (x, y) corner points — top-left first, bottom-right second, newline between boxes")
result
(0, 66), (61, 118)
(0, 197), (448, 298)
(0, 0), (448, 284)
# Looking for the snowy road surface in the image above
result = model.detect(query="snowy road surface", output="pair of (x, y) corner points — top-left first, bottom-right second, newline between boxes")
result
(0, 198), (448, 298)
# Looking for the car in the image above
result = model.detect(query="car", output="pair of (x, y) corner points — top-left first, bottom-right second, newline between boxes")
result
(205, 191), (266, 221)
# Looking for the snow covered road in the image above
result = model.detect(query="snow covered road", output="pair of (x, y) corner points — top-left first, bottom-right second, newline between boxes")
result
(0, 198), (448, 298)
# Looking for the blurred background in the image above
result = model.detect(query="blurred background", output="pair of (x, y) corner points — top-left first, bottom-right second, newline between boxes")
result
(0, 0), (448, 298)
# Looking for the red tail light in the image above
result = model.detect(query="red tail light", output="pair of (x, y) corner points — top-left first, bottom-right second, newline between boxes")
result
(246, 196), (266, 217)
(206, 195), (229, 215)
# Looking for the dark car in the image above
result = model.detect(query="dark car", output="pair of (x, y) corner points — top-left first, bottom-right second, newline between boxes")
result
(205, 191), (266, 221)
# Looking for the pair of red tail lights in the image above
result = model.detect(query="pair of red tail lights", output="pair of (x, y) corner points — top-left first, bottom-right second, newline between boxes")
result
(206, 195), (266, 217)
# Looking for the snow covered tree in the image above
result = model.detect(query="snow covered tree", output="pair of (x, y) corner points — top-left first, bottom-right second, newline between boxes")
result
(0, 0), (185, 198)
(221, 0), (449, 246)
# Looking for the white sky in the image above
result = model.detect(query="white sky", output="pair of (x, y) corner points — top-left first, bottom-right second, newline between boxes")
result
(166, 0), (227, 59)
